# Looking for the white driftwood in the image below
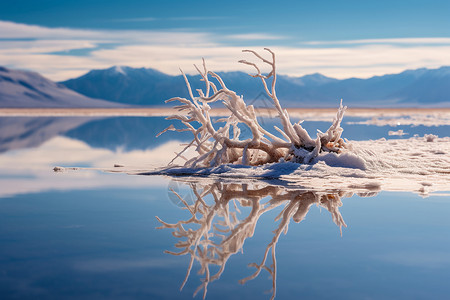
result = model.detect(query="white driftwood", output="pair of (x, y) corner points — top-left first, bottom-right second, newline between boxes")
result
(160, 49), (348, 167)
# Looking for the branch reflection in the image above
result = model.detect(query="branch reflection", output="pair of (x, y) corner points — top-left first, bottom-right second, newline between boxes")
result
(156, 180), (377, 299)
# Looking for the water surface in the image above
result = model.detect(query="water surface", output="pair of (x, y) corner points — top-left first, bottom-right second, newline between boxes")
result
(1, 114), (449, 299)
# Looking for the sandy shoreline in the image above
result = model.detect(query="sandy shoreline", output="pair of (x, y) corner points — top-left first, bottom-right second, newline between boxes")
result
(1, 107), (450, 117)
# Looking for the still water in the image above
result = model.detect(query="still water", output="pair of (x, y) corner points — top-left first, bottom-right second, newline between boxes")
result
(1, 115), (450, 299)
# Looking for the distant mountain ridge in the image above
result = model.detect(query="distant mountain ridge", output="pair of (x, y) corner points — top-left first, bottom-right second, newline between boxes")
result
(61, 66), (174, 106)
(0, 66), (123, 108)
(61, 65), (450, 107)
(1, 65), (449, 108)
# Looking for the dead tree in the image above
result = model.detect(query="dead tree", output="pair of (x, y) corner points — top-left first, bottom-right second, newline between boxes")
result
(159, 48), (348, 168)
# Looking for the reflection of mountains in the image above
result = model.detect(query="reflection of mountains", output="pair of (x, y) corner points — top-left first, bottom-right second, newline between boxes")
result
(0, 115), (304, 153)
(0, 117), (102, 152)
(65, 117), (191, 151)
(2, 115), (438, 154)
(61, 116), (400, 152)
(157, 180), (377, 299)
(0, 116), (191, 153)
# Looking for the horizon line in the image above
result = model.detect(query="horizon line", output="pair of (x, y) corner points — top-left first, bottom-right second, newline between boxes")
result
(3, 63), (449, 82)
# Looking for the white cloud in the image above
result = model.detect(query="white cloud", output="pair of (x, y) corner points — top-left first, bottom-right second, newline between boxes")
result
(167, 16), (229, 21)
(0, 39), (98, 52)
(0, 20), (209, 43)
(1, 20), (450, 80)
(227, 33), (286, 40)
(113, 16), (228, 22)
(0, 20), (100, 39)
(305, 37), (450, 45)
(112, 17), (158, 22)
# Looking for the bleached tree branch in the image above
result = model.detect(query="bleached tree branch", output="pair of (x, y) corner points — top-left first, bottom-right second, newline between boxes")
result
(159, 49), (348, 168)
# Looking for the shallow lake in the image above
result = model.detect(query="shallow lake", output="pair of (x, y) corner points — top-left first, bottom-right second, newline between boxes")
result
(1, 113), (450, 299)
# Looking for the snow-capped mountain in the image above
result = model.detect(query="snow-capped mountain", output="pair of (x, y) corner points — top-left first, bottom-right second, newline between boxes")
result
(2, 64), (449, 108)
(0, 66), (123, 108)
(61, 66), (180, 106)
(61, 65), (450, 107)
(60, 66), (342, 107)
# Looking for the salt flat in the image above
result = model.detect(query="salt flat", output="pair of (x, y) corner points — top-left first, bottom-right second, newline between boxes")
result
(1, 107), (450, 118)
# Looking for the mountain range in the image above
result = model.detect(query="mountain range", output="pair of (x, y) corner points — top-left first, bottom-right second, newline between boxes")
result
(61, 65), (450, 107)
(0, 66), (123, 108)
(1, 65), (450, 108)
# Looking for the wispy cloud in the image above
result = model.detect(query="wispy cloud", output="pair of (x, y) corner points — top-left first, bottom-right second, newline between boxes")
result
(0, 20), (211, 43)
(305, 37), (450, 45)
(226, 33), (286, 40)
(112, 17), (158, 22)
(1, 20), (450, 81)
(112, 16), (228, 22)
(167, 16), (229, 21)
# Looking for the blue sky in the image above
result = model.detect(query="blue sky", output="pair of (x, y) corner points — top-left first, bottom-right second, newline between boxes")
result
(1, 0), (450, 80)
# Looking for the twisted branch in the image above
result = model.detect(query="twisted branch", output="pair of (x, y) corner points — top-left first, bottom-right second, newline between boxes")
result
(159, 49), (349, 168)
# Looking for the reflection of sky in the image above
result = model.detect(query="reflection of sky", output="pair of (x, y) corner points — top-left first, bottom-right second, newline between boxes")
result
(0, 136), (185, 198)
(0, 115), (450, 299)
(1, 182), (450, 299)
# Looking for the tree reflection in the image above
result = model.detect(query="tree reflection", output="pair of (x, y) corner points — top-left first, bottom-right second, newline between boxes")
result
(156, 180), (377, 299)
